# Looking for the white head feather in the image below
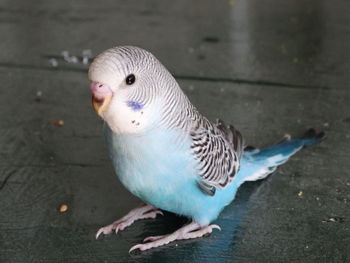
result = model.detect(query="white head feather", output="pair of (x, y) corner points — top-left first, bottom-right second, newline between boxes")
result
(89, 46), (185, 134)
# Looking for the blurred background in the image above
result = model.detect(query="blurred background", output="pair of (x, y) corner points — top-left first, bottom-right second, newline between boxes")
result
(0, 0), (349, 262)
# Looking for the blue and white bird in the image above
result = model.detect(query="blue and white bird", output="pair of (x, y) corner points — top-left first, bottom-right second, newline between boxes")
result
(88, 46), (324, 252)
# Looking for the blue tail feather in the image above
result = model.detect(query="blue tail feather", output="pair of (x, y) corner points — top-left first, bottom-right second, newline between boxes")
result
(239, 129), (324, 183)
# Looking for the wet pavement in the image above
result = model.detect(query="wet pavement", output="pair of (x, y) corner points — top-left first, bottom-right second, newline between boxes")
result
(0, 0), (349, 262)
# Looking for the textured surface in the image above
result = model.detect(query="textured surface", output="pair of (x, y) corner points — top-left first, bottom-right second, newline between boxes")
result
(0, 0), (349, 262)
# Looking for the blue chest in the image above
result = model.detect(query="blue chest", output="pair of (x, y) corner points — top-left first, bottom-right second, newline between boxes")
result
(105, 127), (242, 225)
(106, 128), (198, 209)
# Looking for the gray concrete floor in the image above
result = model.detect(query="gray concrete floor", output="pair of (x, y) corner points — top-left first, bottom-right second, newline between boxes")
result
(0, 0), (349, 262)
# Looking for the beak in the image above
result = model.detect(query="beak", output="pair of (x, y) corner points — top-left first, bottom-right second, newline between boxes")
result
(92, 94), (112, 116)
(90, 82), (113, 117)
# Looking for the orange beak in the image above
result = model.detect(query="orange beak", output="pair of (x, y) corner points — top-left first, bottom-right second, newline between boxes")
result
(92, 94), (112, 116)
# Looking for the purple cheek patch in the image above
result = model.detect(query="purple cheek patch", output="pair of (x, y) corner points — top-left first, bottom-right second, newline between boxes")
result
(126, 101), (144, 111)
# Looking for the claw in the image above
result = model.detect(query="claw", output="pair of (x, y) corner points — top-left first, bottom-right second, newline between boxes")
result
(96, 230), (102, 240)
(96, 228), (108, 239)
(211, 224), (221, 231)
(129, 244), (144, 253)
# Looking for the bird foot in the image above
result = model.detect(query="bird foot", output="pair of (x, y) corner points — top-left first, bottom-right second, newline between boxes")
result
(129, 222), (221, 252)
(96, 204), (163, 239)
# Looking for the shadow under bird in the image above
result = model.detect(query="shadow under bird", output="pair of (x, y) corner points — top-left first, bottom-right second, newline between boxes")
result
(88, 46), (324, 252)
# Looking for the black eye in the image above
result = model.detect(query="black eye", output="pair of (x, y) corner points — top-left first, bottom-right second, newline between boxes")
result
(125, 74), (136, 85)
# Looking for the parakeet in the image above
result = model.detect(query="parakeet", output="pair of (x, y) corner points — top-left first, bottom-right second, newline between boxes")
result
(88, 46), (324, 252)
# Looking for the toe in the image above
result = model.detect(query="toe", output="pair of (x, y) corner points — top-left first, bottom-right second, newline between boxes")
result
(143, 235), (164, 242)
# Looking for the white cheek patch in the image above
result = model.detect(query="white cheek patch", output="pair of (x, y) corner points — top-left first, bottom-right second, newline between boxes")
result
(104, 96), (157, 134)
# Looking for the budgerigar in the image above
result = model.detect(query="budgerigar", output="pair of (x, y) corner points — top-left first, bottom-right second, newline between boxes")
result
(88, 46), (324, 252)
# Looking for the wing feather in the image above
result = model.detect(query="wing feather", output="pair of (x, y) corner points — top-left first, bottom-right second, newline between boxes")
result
(191, 118), (244, 195)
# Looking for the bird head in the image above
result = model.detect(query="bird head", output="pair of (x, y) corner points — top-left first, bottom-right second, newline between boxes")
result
(88, 46), (183, 134)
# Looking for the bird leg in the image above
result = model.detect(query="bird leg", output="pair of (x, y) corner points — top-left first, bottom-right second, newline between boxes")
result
(96, 203), (163, 239)
(129, 221), (221, 252)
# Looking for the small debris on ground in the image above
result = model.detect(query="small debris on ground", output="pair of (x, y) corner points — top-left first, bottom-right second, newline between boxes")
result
(48, 49), (93, 67)
(49, 58), (58, 67)
(59, 204), (68, 213)
(52, 120), (64, 126)
(298, 190), (303, 197)
(82, 49), (92, 57)
(70, 56), (79, 63)
(62, 51), (78, 63)
(322, 216), (345, 223)
(35, 90), (43, 102)
(61, 50), (70, 61)
(203, 36), (220, 43)
(82, 49), (92, 64)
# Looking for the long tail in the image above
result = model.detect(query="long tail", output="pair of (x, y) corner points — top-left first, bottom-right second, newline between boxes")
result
(238, 129), (325, 183)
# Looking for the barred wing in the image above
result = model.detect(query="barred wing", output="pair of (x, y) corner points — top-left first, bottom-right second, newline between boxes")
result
(190, 119), (244, 196)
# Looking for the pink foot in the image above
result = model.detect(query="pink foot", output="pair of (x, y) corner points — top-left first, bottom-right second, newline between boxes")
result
(129, 222), (221, 252)
(96, 204), (163, 239)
